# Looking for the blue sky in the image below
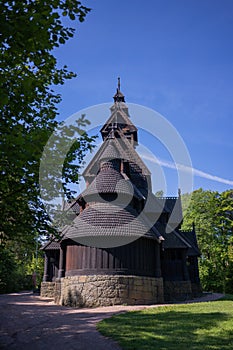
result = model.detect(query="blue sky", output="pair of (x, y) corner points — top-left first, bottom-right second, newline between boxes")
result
(53, 0), (233, 195)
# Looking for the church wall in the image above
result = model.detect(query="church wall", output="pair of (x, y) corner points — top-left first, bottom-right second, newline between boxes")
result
(161, 249), (189, 281)
(57, 274), (164, 307)
(163, 280), (192, 301)
(65, 238), (161, 278)
(191, 282), (203, 297)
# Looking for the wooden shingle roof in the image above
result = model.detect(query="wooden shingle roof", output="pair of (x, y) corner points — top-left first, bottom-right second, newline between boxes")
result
(83, 131), (151, 179)
(41, 239), (61, 250)
(99, 141), (120, 160)
(179, 230), (201, 256)
(100, 101), (137, 140)
(82, 167), (134, 199)
(64, 202), (162, 244)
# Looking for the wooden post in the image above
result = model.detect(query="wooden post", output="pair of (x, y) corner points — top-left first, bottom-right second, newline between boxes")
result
(155, 244), (162, 277)
(43, 253), (50, 282)
(58, 246), (65, 278)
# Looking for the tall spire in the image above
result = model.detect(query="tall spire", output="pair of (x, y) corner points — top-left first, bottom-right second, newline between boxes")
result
(113, 77), (125, 103)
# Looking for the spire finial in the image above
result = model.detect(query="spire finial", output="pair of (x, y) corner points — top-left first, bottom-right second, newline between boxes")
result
(118, 77), (120, 91)
(113, 77), (125, 103)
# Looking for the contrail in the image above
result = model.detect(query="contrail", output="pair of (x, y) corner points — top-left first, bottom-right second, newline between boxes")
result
(141, 153), (233, 186)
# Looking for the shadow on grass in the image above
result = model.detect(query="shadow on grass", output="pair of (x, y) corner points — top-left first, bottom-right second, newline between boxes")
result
(219, 294), (233, 301)
(98, 303), (233, 350)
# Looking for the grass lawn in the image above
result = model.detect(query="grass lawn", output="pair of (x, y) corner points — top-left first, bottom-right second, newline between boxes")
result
(97, 296), (233, 350)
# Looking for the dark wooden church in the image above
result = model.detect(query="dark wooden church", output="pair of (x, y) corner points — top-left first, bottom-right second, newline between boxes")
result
(41, 81), (202, 306)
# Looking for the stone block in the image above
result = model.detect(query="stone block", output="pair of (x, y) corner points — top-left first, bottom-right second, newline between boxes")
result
(78, 276), (87, 283)
(118, 289), (129, 298)
(128, 290), (145, 300)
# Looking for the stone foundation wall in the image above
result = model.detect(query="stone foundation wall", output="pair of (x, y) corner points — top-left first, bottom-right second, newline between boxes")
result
(41, 277), (200, 305)
(58, 275), (164, 307)
(54, 280), (62, 304)
(164, 280), (192, 301)
(40, 282), (56, 298)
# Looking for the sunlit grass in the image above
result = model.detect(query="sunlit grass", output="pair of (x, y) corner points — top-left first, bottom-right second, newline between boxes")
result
(97, 299), (233, 350)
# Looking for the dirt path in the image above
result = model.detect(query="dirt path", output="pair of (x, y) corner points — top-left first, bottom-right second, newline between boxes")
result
(0, 291), (223, 350)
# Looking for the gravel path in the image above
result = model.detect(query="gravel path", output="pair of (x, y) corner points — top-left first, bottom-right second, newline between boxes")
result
(0, 291), (223, 350)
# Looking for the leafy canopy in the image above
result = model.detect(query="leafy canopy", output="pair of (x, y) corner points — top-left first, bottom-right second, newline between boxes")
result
(182, 189), (233, 293)
(0, 1), (96, 247)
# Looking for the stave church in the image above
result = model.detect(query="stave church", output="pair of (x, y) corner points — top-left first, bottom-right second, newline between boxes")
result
(41, 80), (202, 306)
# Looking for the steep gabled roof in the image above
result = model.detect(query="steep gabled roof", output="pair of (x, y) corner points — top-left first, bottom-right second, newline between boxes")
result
(116, 128), (142, 165)
(146, 195), (182, 214)
(154, 221), (200, 255)
(143, 194), (183, 229)
(154, 223), (191, 249)
(83, 132), (151, 179)
(100, 107), (137, 138)
(83, 138), (122, 178)
(41, 238), (61, 250)
(99, 140), (120, 160)
(179, 230), (201, 256)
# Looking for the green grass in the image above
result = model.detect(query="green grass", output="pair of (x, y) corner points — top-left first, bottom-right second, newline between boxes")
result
(97, 299), (233, 350)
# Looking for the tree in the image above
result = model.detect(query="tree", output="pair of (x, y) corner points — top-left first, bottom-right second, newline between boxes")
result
(215, 190), (233, 292)
(0, 1), (97, 292)
(0, 1), (96, 245)
(0, 246), (18, 293)
(182, 189), (233, 293)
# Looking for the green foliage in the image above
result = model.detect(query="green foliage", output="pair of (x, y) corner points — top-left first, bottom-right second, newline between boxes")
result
(0, 1), (96, 292)
(182, 189), (233, 293)
(98, 301), (233, 350)
(0, 1), (95, 241)
(25, 253), (45, 288)
(0, 245), (35, 293)
(0, 246), (17, 293)
(180, 191), (192, 212)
